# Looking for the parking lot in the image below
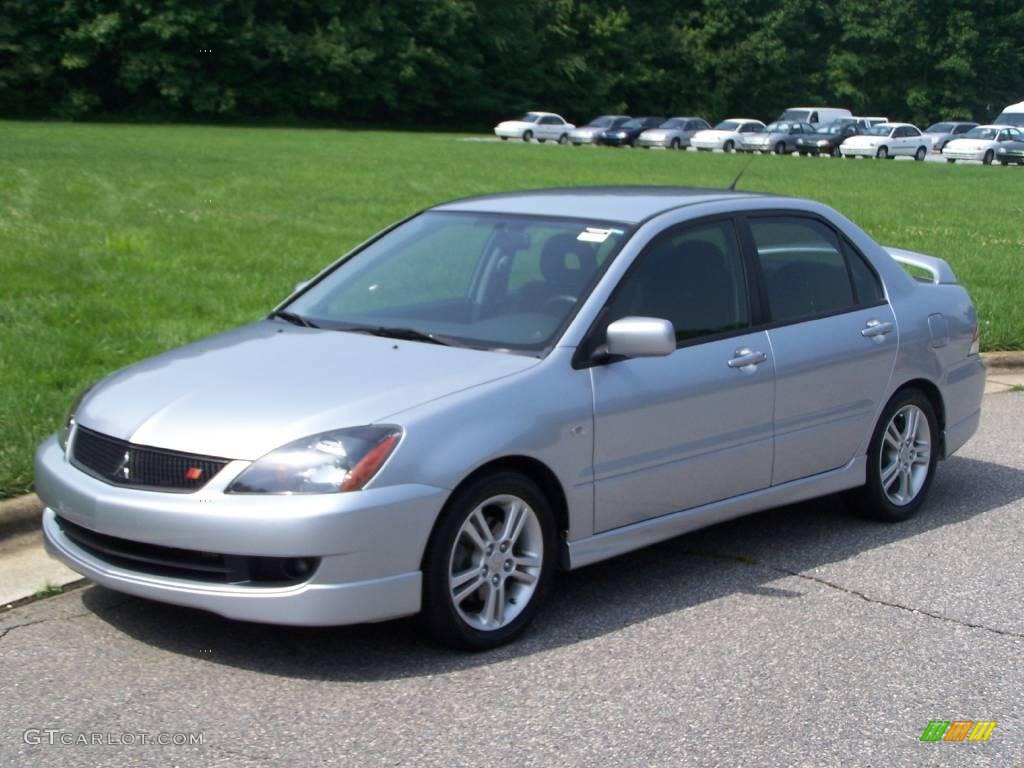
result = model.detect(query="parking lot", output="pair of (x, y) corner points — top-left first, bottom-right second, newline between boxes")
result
(2, 390), (1021, 767)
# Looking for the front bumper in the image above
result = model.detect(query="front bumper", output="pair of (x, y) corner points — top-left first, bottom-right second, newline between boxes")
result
(494, 127), (525, 139)
(597, 135), (633, 146)
(35, 435), (449, 625)
(636, 135), (670, 148)
(569, 131), (597, 144)
(796, 142), (831, 155)
(944, 149), (986, 161)
(840, 145), (877, 157)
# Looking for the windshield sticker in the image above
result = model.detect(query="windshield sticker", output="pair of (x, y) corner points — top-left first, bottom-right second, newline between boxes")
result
(577, 227), (621, 243)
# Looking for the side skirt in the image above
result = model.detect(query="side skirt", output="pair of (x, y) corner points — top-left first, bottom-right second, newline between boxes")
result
(566, 456), (866, 569)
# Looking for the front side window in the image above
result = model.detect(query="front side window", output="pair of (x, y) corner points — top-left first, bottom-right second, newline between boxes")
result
(601, 220), (749, 344)
(288, 212), (626, 353)
(750, 217), (863, 324)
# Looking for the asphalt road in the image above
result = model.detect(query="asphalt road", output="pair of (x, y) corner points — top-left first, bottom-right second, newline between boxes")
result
(2, 392), (1021, 767)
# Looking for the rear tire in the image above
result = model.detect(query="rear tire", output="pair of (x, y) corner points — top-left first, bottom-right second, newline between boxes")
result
(914, 146), (926, 161)
(500, 136), (508, 141)
(421, 471), (556, 650)
(946, 158), (956, 164)
(558, 133), (569, 145)
(850, 389), (939, 523)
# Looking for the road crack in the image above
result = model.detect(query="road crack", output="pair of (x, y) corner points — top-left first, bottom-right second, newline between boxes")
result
(0, 595), (134, 641)
(681, 549), (1024, 640)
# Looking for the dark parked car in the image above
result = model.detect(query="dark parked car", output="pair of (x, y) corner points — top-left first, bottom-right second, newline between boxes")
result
(597, 117), (666, 147)
(925, 121), (978, 153)
(796, 119), (863, 157)
(995, 139), (1024, 165)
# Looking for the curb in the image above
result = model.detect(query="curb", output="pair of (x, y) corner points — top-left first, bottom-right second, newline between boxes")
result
(0, 493), (43, 540)
(981, 351), (1024, 370)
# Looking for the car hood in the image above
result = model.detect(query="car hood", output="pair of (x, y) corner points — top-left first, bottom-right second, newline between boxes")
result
(844, 135), (880, 145)
(799, 133), (838, 142)
(76, 321), (539, 460)
(572, 126), (601, 135)
(496, 120), (532, 129)
(742, 132), (779, 142)
(947, 140), (992, 152)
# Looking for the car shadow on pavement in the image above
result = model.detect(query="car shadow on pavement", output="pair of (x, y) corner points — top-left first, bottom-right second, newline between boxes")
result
(83, 454), (1024, 680)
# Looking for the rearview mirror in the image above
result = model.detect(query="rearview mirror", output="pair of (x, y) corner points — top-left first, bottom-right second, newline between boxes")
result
(606, 317), (676, 359)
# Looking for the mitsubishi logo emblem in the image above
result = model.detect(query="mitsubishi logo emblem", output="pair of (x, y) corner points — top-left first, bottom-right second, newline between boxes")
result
(113, 450), (131, 480)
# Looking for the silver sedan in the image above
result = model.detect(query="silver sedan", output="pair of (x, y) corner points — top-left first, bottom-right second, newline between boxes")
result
(37, 187), (985, 649)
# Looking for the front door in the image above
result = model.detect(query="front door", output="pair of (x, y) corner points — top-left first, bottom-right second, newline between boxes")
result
(590, 218), (775, 532)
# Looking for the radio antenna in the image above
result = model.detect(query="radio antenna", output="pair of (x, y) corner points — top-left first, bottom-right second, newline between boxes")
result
(727, 155), (755, 191)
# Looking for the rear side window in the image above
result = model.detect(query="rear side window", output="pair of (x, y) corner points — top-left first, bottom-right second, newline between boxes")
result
(750, 217), (861, 323)
(844, 241), (885, 304)
(603, 220), (749, 343)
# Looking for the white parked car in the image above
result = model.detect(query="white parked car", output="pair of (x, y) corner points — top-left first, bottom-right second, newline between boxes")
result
(494, 112), (576, 143)
(691, 119), (765, 152)
(943, 125), (1023, 165)
(840, 123), (932, 161)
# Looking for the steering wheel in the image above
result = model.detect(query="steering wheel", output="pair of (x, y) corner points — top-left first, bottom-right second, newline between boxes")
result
(541, 294), (577, 314)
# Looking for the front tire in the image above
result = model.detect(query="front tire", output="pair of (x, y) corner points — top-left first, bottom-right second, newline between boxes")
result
(831, 144), (842, 158)
(522, 130), (533, 143)
(670, 137), (681, 150)
(724, 140), (735, 153)
(947, 158), (956, 164)
(851, 389), (938, 523)
(421, 471), (556, 649)
(876, 146), (888, 160)
(774, 141), (787, 155)
(914, 146), (927, 161)
(983, 149), (994, 165)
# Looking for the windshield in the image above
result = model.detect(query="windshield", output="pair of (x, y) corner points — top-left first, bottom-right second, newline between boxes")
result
(864, 125), (894, 136)
(764, 122), (795, 133)
(778, 110), (811, 122)
(816, 120), (849, 135)
(518, 113), (540, 123)
(659, 118), (685, 129)
(714, 120), (740, 131)
(963, 127), (999, 140)
(621, 119), (647, 129)
(926, 122), (953, 133)
(994, 111), (1024, 127)
(587, 116), (616, 127)
(286, 212), (628, 354)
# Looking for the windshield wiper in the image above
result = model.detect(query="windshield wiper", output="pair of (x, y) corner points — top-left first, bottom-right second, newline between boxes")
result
(342, 325), (468, 348)
(269, 310), (319, 329)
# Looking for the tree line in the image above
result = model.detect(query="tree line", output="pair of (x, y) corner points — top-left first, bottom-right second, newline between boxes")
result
(2, 0), (1021, 128)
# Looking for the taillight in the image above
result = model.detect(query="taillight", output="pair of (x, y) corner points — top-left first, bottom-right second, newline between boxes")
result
(969, 324), (980, 356)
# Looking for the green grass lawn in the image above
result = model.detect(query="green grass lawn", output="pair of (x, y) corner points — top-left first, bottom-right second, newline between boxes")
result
(1, 120), (1022, 498)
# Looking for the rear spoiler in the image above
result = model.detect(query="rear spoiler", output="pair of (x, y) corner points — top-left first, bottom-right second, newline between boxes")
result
(883, 247), (959, 285)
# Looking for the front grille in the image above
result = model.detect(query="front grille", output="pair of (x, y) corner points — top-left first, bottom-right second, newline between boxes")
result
(71, 426), (229, 493)
(56, 516), (319, 585)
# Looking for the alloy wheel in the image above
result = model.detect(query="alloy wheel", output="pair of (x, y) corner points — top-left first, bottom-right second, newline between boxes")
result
(447, 494), (543, 631)
(879, 404), (931, 506)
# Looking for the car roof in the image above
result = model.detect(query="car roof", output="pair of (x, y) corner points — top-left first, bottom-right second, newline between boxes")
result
(977, 124), (1014, 129)
(720, 118), (761, 124)
(878, 122), (915, 128)
(433, 186), (770, 225)
(525, 111), (561, 117)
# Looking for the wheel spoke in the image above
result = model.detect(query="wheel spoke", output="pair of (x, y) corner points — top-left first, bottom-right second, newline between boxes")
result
(516, 552), (541, 569)
(481, 581), (497, 625)
(905, 408), (919, 442)
(510, 567), (537, 585)
(450, 567), (481, 592)
(492, 582), (506, 626)
(469, 509), (495, 545)
(898, 467), (912, 501)
(498, 501), (524, 543)
(453, 573), (485, 604)
(881, 461), (900, 489)
(884, 428), (901, 450)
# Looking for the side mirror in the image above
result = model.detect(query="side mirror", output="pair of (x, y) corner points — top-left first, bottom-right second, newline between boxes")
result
(293, 280), (310, 293)
(605, 317), (676, 359)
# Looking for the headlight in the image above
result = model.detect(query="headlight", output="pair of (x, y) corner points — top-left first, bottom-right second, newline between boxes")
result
(227, 426), (402, 494)
(817, 140), (829, 146)
(58, 384), (96, 451)
(998, 147), (1006, 154)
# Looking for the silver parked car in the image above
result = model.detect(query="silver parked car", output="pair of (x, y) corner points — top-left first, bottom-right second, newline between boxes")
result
(739, 121), (817, 154)
(924, 121), (978, 153)
(636, 116), (711, 149)
(38, 187), (985, 649)
(568, 115), (631, 145)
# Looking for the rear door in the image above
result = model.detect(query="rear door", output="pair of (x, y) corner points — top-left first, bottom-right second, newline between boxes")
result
(590, 217), (775, 531)
(744, 214), (896, 485)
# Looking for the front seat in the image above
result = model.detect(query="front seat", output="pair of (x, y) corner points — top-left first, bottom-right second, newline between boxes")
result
(516, 234), (598, 313)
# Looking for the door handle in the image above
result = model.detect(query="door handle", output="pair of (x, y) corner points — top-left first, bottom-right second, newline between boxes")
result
(727, 348), (768, 369)
(861, 319), (894, 338)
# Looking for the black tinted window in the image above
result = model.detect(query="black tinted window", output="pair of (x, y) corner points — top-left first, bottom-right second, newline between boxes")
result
(604, 221), (749, 343)
(750, 217), (857, 323)
(844, 241), (885, 305)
